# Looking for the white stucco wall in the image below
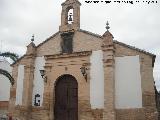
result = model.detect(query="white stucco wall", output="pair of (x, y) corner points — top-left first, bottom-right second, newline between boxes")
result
(90, 50), (104, 109)
(115, 55), (142, 109)
(0, 59), (12, 101)
(15, 65), (24, 105)
(32, 57), (45, 106)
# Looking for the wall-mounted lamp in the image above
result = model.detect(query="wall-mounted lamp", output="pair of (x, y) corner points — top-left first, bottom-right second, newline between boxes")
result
(39, 70), (47, 83)
(80, 66), (88, 82)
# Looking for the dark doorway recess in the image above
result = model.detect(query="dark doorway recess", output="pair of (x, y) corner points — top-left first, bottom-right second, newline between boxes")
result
(54, 74), (78, 120)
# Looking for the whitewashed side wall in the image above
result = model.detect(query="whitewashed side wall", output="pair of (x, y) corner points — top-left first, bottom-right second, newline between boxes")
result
(0, 59), (12, 73)
(15, 65), (25, 105)
(115, 55), (142, 108)
(90, 50), (104, 109)
(32, 57), (45, 106)
(0, 59), (12, 101)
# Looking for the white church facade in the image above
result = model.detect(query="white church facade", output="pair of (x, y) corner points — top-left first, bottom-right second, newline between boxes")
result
(8, 0), (157, 119)
(0, 58), (12, 115)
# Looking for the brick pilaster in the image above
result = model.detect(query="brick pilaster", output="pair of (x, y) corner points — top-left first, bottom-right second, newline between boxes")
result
(102, 30), (116, 120)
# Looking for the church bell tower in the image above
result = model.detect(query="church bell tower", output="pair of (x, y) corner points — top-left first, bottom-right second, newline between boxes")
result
(59, 0), (81, 32)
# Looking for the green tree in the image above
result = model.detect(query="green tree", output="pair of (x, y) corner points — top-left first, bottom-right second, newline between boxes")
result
(0, 52), (19, 85)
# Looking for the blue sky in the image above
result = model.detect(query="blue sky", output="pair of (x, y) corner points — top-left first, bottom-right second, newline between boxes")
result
(0, 0), (160, 89)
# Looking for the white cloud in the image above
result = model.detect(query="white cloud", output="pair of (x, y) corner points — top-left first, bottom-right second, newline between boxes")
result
(0, 0), (160, 89)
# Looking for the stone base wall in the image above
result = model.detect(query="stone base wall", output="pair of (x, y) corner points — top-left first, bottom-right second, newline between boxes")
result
(12, 106), (105, 120)
(116, 108), (158, 120)
(12, 106), (49, 120)
(144, 107), (158, 120)
(0, 101), (8, 110)
(12, 107), (158, 120)
(116, 108), (145, 120)
(13, 107), (29, 120)
(91, 109), (103, 120)
(30, 107), (49, 120)
(78, 100), (93, 120)
(0, 102), (9, 120)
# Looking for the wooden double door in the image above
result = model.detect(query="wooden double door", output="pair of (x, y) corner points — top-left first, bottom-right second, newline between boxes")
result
(54, 75), (78, 120)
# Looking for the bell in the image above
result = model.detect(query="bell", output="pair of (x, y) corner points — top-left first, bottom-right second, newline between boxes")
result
(68, 13), (73, 22)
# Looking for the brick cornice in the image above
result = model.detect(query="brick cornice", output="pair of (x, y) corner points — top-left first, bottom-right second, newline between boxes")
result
(45, 51), (92, 60)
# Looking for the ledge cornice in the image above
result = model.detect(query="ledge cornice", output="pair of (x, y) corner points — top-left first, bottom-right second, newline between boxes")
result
(45, 51), (92, 60)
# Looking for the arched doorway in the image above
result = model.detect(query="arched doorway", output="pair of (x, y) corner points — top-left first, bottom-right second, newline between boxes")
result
(54, 74), (78, 120)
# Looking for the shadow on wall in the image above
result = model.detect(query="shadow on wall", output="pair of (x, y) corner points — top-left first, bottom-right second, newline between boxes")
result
(155, 83), (160, 119)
